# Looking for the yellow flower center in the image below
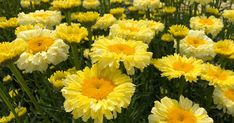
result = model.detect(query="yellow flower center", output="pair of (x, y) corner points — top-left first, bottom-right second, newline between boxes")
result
(82, 77), (115, 100)
(224, 89), (234, 101)
(186, 37), (206, 48)
(28, 36), (54, 54)
(167, 107), (197, 123)
(199, 18), (214, 25)
(108, 44), (135, 55)
(173, 61), (194, 73)
(207, 69), (228, 81)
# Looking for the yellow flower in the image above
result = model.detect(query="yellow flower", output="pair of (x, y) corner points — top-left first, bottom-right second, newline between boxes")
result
(110, 0), (123, 4)
(110, 19), (164, 44)
(163, 6), (176, 14)
(0, 17), (18, 29)
(2, 75), (13, 84)
(148, 96), (213, 123)
(214, 39), (234, 56)
(61, 64), (135, 123)
(179, 30), (216, 61)
(152, 54), (203, 82)
(93, 14), (117, 30)
(189, 0), (213, 5)
(133, 0), (161, 11)
(0, 116), (13, 123)
(48, 70), (69, 88)
(8, 90), (19, 98)
(51, 0), (81, 10)
(128, 6), (138, 12)
(110, 7), (125, 16)
(15, 24), (44, 35)
(82, 0), (100, 9)
(17, 10), (62, 27)
(16, 28), (69, 73)
(223, 10), (234, 22)
(206, 7), (219, 15)
(90, 37), (152, 75)
(201, 64), (234, 87)
(71, 11), (100, 24)
(56, 23), (88, 44)
(0, 39), (27, 64)
(213, 86), (234, 117)
(168, 25), (189, 38)
(161, 33), (174, 42)
(190, 16), (223, 37)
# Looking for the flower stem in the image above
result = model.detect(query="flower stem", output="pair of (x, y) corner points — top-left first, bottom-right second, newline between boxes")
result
(176, 39), (180, 54)
(7, 63), (45, 118)
(178, 77), (185, 97)
(0, 82), (21, 123)
(65, 10), (71, 25)
(71, 44), (81, 70)
(146, 9), (151, 20)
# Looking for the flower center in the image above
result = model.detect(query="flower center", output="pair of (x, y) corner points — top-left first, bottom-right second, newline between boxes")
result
(28, 36), (54, 54)
(108, 44), (135, 55)
(173, 61), (194, 73)
(207, 69), (228, 81)
(167, 107), (197, 123)
(82, 77), (115, 100)
(199, 18), (214, 25)
(186, 37), (206, 48)
(224, 89), (234, 101)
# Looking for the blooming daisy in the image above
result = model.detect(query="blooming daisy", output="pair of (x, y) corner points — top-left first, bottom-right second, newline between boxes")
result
(51, 0), (81, 10)
(61, 64), (135, 123)
(148, 96), (213, 123)
(71, 11), (100, 24)
(190, 16), (223, 37)
(0, 39), (27, 64)
(93, 14), (117, 30)
(16, 28), (69, 73)
(213, 86), (234, 117)
(90, 37), (152, 75)
(189, 0), (213, 5)
(55, 23), (88, 44)
(168, 25), (189, 39)
(133, 0), (161, 11)
(82, 0), (100, 9)
(201, 63), (234, 87)
(0, 17), (18, 29)
(223, 10), (234, 22)
(179, 30), (216, 61)
(214, 39), (234, 57)
(17, 10), (62, 28)
(109, 19), (164, 44)
(152, 54), (203, 82)
(161, 33), (174, 42)
(15, 24), (45, 35)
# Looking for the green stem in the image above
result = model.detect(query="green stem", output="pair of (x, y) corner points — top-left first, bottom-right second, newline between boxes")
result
(194, 3), (198, 15)
(87, 27), (93, 48)
(178, 77), (185, 97)
(71, 44), (81, 70)
(7, 63), (45, 118)
(65, 10), (71, 25)
(146, 9), (151, 20)
(176, 39), (180, 54)
(0, 82), (21, 123)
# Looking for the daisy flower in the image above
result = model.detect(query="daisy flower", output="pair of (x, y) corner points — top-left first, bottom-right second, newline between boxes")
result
(61, 64), (135, 123)
(152, 54), (203, 82)
(179, 30), (216, 61)
(148, 96), (213, 123)
(190, 16), (223, 37)
(133, 0), (161, 11)
(90, 37), (152, 75)
(213, 86), (234, 117)
(82, 0), (100, 9)
(201, 63), (234, 87)
(16, 28), (69, 73)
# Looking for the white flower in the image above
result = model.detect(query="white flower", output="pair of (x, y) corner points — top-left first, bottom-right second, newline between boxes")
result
(16, 28), (69, 73)
(18, 10), (62, 27)
(133, 0), (161, 11)
(179, 30), (216, 61)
